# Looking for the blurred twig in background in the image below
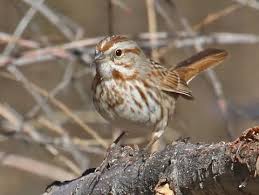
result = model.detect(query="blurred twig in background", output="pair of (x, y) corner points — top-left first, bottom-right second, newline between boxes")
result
(157, 0), (240, 139)
(0, 151), (76, 181)
(0, 0), (259, 194)
(232, 0), (259, 10)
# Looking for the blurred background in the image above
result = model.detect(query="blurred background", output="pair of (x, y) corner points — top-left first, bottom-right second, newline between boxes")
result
(0, 0), (259, 194)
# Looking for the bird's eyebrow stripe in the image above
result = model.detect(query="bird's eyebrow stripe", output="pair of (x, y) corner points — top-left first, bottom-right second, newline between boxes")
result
(123, 48), (141, 55)
(97, 36), (129, 52)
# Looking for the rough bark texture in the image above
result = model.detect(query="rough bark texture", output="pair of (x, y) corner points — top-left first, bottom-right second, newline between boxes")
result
(44, 127), (259, 195)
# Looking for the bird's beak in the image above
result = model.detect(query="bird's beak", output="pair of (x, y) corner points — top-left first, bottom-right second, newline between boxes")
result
(94, 51), (105, 61)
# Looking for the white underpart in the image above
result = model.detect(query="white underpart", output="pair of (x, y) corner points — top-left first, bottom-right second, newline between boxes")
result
(98, 61), (113, 78)
(94, 78), (163, 127)
(118, 81), (150, 122)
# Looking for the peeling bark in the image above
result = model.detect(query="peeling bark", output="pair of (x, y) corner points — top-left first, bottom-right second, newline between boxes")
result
(44, 127), (259, 195)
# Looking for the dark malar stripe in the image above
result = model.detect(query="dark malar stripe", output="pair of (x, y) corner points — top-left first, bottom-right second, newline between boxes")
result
(133, 97), (143, 109)
(135, 85), (149, 108)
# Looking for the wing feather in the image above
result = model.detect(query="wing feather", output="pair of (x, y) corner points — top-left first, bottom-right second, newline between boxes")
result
(149, 48), (228, 99)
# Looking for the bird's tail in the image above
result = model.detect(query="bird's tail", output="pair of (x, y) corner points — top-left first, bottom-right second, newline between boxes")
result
(174, 48), (228, 83)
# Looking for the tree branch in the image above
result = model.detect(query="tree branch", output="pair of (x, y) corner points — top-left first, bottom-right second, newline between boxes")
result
(44, 126), (259, 195)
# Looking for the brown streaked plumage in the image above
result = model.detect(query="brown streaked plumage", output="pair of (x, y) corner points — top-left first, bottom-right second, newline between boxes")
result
(92, 35), (228, 147)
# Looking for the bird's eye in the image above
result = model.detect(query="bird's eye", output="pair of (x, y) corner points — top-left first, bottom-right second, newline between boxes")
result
(115, 49), (123, 57)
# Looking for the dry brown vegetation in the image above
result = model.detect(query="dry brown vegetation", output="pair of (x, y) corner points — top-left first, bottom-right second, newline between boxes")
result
(0, 0), (259, 194)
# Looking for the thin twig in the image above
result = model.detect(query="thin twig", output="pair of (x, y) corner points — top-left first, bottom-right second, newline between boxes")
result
(108, 0), (114, 36)
(0, 32), (39, 49)
(26, 62), (75, 118)
(2, 0), (55, 118)
(7, 65), (55, 117)
(111, 0), (131, 13)
(3, 0), (45, 56)
(231, 0), (259, 10)
(0, 151), (76, 180)
(155, 0), (178, 32)
(45, 145), (81, 175)
(170, 1), (236, 139)
(146, 0), (159, 61)
(31, 84), (108, 148)
(1, 32), (258, 69)
(0, 72), (108, 148)
(22, 0), (78, 40)
(0, 103), (83, 174)
(193, 4), (242, 31)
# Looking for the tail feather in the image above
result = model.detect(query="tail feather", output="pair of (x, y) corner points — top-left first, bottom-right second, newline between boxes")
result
(160, 48), (228, 99)
(174, 48), (228, 83)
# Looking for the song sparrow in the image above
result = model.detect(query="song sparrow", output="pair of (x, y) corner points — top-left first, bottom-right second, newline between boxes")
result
(92, 35), (228, 147)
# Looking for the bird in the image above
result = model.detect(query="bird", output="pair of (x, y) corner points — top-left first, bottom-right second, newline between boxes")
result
(92, 35), (228, 147)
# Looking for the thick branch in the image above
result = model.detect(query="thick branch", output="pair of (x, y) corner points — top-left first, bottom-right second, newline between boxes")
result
(44, 127), (259, 195)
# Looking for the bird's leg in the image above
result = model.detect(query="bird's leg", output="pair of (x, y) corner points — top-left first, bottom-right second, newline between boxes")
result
(112, 126), (124, 145)
(145, 129), (164, 150)
(145, 110), (168, 151)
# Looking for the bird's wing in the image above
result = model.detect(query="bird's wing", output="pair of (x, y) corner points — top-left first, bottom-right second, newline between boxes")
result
(147, 48), (228, 99)
(143, 60), (193, 99)
(158, 68), (193, 99)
